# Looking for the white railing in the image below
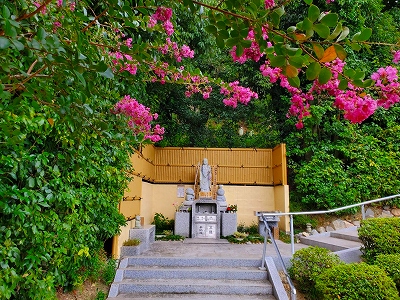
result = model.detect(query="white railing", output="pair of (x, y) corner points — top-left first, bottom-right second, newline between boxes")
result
(257, 194), (400, 300)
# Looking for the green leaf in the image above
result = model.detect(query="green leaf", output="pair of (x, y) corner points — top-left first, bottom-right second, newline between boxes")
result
(205, 25), (218, 35)
(318, 67), (332, 84)
(218, 30), (229, 39)
(333, 44), (347, 60)
(226, 37), (240, 48)
(275, 6), (285, 17)
(270, 11), (281, 27)
(304, 0), (312, 4)
(327, 22), (342, 40)
(313, 24), (330, 39)
(352, 80), (364, 87)
(28, 177), (35, 188)
(11, 39), (24, 51)
(0, 37), (11, 49)
(336, 26), (349, 42)
(3, 5), (11, 18)
(269, 55), (286, 67)
(4, 20), (17, 38)
(354, 28), (372, 42)
(308, 5), (320, 23)
(216, 34), (225, 48)
(350, 43), (361, 51)
(363, 79), (374, 87)
(288, 56), (304, 68)
(288, 76), (300, 88)
(74, 70), (86, 87)
(306, 62), (321, 80)
(303, 18), (313, 31)
(320, 13), (338, 27)
(338, 78), (348, 90)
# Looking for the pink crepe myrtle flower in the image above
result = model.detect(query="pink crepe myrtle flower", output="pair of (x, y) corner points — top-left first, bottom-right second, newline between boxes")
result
(393, 50), (400, 64)
(265, 0), (275, 9)
(112, 95), (164, 142)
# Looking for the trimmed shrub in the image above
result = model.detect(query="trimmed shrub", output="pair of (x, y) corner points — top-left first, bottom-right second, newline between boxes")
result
(375, 254), (400, 290)
(288, 246), (342, 294)
(315, 263), (399, 300)
(358, 218), (400, 263)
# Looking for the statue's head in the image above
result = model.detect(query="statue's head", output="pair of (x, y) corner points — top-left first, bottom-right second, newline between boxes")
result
(203, 158), (208, 165)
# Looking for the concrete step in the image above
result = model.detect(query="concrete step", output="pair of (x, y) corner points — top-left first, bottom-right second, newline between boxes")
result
(110, 293), (276, 299)
(331, 229), (360, 242)
(124, 256), (262, 268)
(109, 256), (285, 300)
(115, 278), (273, 295)
(123, 266), (268, 280)
(299, 227), (362, 252)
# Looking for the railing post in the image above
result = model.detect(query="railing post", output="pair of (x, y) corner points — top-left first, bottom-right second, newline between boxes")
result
(361, 204), (366, 220)
(260, 223), (267, 270)
(290, 214), (295, 255)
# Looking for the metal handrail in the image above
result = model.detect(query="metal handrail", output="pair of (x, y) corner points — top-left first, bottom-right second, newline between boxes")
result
(258, 194), (400, 255)
(258, 194), (400, 300)
(261, 216), (296, 300)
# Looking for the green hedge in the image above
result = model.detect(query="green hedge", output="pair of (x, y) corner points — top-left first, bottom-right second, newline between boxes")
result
(375, 254), (400, 290)
(315, 263), (399, 300)
(288, 246), (342, 294)
(358, 218), (400, 263)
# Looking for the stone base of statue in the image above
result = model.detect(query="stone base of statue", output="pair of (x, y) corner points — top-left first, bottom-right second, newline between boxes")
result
(199, 191), (212, 199)
(174, 211), (191, 237)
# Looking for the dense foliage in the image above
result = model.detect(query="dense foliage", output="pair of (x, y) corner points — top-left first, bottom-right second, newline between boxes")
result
(374, 254), (400, 289)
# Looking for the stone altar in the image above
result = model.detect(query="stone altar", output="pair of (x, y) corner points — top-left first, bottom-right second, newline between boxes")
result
(174, 159), (237, 239)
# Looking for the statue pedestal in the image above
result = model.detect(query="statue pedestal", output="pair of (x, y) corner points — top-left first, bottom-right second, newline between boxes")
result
(199, 191), (212, 198)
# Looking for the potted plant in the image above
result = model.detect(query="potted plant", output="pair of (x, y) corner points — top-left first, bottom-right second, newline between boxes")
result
(120, 238), (141, 257)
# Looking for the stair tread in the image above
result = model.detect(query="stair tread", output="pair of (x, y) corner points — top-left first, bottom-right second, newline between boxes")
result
(110, 293), (276, 299)
(301, 235), (361, 245)
(119, 278), (271, 286)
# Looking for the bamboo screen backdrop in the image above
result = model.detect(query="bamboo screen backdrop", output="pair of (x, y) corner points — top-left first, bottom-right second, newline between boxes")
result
(131, 144), (287, 186)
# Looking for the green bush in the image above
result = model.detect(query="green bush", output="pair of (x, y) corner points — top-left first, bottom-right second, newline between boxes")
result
(122, 239), (141, 246)
(375, 254), (400, 290)
(288, 246), (342, 294)
(358, 218), (400, 263)
(315, 263), (399, 300)
(152, 213), (174, 234)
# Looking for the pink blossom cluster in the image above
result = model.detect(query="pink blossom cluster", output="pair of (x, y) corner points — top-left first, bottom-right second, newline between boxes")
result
(56, 0), (75, 10)
(220, 81), (259, 108)
(265, 0), (275, 9)
(109, 51), (139, 75)
(149, 62), (212, 99)
(393, 50), (400, 64)
(230, 29), (263, 63)
(112, 95), (165, 142)
(371, 66), (400, 109)
(34, 1), (47, 14)
(259, 52), (400, 127)
(334, 90), (377, 123)
(158, 38), (194, 62)
(148, 7), (174, 36)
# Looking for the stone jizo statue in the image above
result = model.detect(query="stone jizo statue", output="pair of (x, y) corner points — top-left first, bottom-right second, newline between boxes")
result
(199, 158), (212, 192)
(135, 215), (141, 228)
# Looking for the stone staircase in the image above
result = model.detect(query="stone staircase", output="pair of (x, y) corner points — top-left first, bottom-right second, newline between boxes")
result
(107, 256), (287, 299)
(299, 226), (363, 262)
